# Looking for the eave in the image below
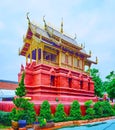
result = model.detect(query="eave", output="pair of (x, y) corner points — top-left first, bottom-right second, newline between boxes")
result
(85, 58), (97, 66)
(19, 24), (33, 56)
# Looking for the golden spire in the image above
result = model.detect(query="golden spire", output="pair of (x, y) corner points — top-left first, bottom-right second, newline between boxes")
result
(89, 50), (92, 56)
(81, 43), (85, 48)
(60, 18), (63, 33)
(74, 33), (77, 40)
(43, 15), (47, 30)
(81, 43), (83, 48)
(26, 12), (30, 24)
(51, 28), (54, 36)
(96, 56), (98, 64)
(84, 42), (85, 48)
(18, 48), (20, 55)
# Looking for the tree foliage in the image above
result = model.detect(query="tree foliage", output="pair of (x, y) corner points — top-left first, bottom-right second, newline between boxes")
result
(93, 101), (114, 118)
(15, 72), (26, 97)
(84, 100), (95, 119)
(39, 100), (52, 121)
(93, 101), (103, 118)
(85, 108), (95, 119)
(54, 104), (66, 122)
(84, 100), (93, 109)
(90, 68), (103, 97)
(69, 100), (81, 120)
(10, 72), (36, 124)
(105, 71), (115, 100)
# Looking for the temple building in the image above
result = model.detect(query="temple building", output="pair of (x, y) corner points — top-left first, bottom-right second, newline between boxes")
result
(18, 16), (98, 114)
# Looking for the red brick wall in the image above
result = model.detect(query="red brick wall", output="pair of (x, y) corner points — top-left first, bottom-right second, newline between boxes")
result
(0, 80), (18, 90)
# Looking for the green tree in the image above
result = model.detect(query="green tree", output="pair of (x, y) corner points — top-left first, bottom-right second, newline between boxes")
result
(69, 100), (81, 120)
(15, 72), (26, 97)
(103, 81), (109, 93)
(10, 72), (36, 124)
(54, 104), (66, 122)
(39, 100), (52, 121)
(102, 101), (114, 117)
(85, 108), (95, 119)
(84, 100), (95, 119)
(84, 100), (93, 109)
(90, 68), (103, 97)
(105, 71), (115, 102)
(93, 101), (114, 118)
(93, 101), (103, 118)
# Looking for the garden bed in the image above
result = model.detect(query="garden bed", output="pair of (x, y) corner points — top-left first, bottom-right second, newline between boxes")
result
(3, 116), (115, 130)
(47, 116), (115, 130)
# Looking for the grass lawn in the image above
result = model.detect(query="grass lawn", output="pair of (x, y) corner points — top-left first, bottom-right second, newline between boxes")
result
(0, 124), (10, 129)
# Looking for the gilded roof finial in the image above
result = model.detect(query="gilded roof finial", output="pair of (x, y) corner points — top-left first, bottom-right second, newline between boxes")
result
(61, 18), (63, 33)
(96, 56), (98, 64)
(43, 15), (47, 30)
(81, 43), (83, 48)
(18, 48), (20, 55)
(84, 42), (85, 48)
(26, 12), (30, 24)
(74, 33), (77, 40)
(89, 50), (92, 56)
(51, 28), (54, 36)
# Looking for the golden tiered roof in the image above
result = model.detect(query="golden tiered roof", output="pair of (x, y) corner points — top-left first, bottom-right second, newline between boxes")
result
(19, 15), (97, 73)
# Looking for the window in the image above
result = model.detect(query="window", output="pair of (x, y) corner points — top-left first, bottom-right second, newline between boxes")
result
(43, 51), (57, 62)
(68, 78), (72, 88)
(65, 55), (68, 64)
(38, 49), (41, 60)
(88, 82), (90, 90)
(80, 80), (83, 89)
(61, 53), (65, 63)
(77, 59), (82, 69)
(74, 57), (77, 67)
(43, 51), (50, 60)
(77, 59), (80, 67)
(51, 54), (56, 62)
(68, 55), (72, 66)
(50, 75), (55, 86)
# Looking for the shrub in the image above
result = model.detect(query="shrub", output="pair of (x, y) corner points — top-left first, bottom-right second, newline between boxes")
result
(84, 100), (95, 119)
(84, 100), (93, 109)
(93, 101), (104, 118)
(112, 104), (115, 115)
(39, 100), (52, 121)
(0, 111), (11, 126)
(94, 101), (114, 118)
(69, 100), (81, 120)
(102, 101), (114, 117)
(113, 104), (115, 110)
(54, 104), (66, 122)
(38, 117), (47, 127)
(85, 108), (95, 119)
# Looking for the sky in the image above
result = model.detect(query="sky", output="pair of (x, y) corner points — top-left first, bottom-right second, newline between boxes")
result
(0, 0), (115, 82)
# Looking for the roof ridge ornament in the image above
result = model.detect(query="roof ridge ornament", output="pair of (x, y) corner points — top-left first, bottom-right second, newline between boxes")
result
(89, 50), (92, 56)
(26, 12), (30, 24)
(43, 16), (52, 38)
(43, 15), (47, 30)
(60, 18), (63, 33)
(74, 33), (77, 40)
(83, 42), (85, 48)
(96, 56), (98, 64)
(51, 28), (54, 36)
(81, 43), (83, 48)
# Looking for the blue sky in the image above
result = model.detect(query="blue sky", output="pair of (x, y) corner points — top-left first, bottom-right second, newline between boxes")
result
(0, 0), (115, 81)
